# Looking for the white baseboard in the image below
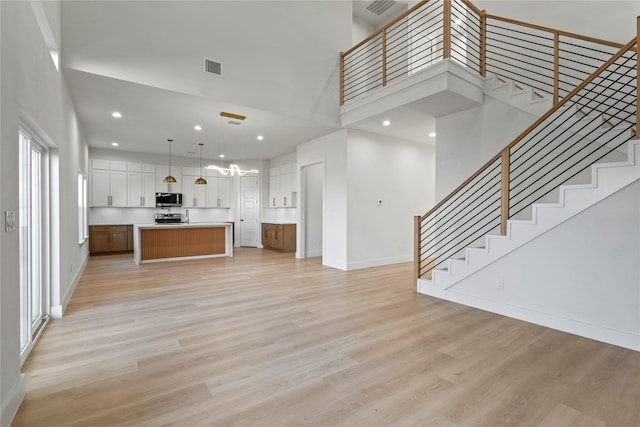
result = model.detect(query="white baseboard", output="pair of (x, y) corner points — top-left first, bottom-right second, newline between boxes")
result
(1, 374), (25, 427)
(418, 281), (640, 352)
(347, 254), (412, 271)
(51, 253), (88, 319)
(305, 249), (322, 257)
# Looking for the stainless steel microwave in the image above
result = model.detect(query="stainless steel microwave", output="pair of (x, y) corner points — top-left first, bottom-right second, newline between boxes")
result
(155, 192), (182, 207)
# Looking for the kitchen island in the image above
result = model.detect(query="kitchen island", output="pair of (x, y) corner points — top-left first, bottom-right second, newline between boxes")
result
(133, 223), (233, 264)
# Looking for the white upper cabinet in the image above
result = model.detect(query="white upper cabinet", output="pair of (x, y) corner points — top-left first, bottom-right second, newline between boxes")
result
(269, 164), (295, 208)
(91, 160), (127, 207)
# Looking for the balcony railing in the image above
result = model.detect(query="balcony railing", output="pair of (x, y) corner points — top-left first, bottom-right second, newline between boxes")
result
(340, 0), (626, 107)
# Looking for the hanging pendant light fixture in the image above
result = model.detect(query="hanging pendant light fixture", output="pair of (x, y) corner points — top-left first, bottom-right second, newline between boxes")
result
(163, 139), (177, 183)
(195, 143), (207, 185)
(205, 112), (259, 176)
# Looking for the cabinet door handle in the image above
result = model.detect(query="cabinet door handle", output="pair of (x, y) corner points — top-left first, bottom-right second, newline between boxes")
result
(275, 230), (278, 241)
(217, 198), (220, 208)
(272, 197), (275, 207)
(140, 196), (144, 206)
(284, 196), (287, 206)
(193, 198), (197, 207)
(108, 195), (112, 206)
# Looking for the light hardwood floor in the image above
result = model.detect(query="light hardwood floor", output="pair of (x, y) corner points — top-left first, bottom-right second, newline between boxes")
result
(13, 249), (640, 426)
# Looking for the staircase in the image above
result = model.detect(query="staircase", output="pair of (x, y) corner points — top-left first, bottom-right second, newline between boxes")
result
(414, 36), (639, 349)
(483, 74), (553, 117)
(420, 138), (640, 291)
(340, 0), (639, 350)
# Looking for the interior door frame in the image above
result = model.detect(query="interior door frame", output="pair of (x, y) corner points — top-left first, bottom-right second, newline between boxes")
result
(239, 174), (260, 248)
(295, 159), (325, 260)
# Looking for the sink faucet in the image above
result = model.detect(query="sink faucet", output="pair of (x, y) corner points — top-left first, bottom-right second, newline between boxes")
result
(185, 209), (190, 224)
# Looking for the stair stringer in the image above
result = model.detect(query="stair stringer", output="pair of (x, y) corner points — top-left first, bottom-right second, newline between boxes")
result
(419, 139), (640, 292)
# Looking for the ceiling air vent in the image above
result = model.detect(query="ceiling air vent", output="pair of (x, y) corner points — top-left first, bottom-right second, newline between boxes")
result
(365, 0), (396, 16)
(204, 58), (223, 76)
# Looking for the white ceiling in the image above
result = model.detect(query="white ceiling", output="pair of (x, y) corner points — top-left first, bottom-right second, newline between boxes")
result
(61, 1), (638, 163)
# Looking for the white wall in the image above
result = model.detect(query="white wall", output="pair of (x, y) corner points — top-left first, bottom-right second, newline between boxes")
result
(1, 1), (90, 424)
(435, 96), (536, 199)
(346, 129), (435, 269)
(297, 130), (348, 270)
(443, 179), (640, 350)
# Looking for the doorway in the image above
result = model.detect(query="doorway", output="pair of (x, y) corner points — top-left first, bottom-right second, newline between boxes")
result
(240, 175), (259, 247)
(299, 163), (323, 258)
(19, 129), (50, 363)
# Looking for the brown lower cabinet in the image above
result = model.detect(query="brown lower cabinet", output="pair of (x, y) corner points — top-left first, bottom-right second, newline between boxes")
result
(89, 225), (133, 254)
(262, 223), (296, 252)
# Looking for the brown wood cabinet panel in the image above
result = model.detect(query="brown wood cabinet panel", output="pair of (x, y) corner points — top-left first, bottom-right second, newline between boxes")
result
(89, 225), (132, 254)
(140, 227), (226, 261)
(262, 223), (296, 253)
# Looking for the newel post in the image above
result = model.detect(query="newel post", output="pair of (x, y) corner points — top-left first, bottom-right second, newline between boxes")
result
(382, 28), (387, 87)
(340, 51), (345, 106)
(443, 0), (451, 59)
(636, 16), (640, 134)
(479, 10), (487, 76)
(500, 150), (510, 235)
(414, 215), (420, 290)
(554, 33), (560, 105)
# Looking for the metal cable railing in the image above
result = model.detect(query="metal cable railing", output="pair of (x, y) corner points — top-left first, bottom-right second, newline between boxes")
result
(340, 0), (627, 106)
(415, 37), (637, 280)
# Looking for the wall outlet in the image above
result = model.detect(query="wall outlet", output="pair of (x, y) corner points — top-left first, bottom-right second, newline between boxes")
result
(496, 279), (504, 290)
(4, 211), (16, 232)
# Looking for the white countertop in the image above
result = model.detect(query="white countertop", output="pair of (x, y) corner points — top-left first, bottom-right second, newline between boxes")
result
(261, 221), (297, 225)
(134, 222), (232, 229)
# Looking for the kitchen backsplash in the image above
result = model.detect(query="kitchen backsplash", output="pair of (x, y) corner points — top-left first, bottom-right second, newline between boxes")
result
(90, 207), (234, 225)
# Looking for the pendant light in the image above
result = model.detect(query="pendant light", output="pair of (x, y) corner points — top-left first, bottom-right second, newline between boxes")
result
(163, 139), (177, 183)
(195, 143), (207, 185)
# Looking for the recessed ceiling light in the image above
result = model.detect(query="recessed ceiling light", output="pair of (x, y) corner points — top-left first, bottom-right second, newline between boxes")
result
(194, 125), (202, 131)
(382, 120), (391, 126)
(111, 142), (119, 146)
(429, 132), (436, 137)
(219, 154), (225, 158)
(111, 111), (122, 118)
(257, 135), (264, 141)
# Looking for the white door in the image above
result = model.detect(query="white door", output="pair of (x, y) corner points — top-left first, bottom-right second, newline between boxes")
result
(19, 130), (49, 362)
(240, 175), (259, 247)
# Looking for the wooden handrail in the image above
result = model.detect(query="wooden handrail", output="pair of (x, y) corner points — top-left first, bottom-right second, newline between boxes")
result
(420, 36), (637, 222)
(485, 14), (626, 50)
(458, 0), (483, 16)
(343, 0), (431, 57)
(637, 16), (639, 133)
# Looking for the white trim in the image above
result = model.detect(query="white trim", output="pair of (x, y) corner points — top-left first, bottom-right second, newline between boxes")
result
(418, 280), (640, 351)
(1, 374), (25, 427)
(51, 252), (88, 319)
(296, 158), (325, 260)
(347, 254), (412, 271)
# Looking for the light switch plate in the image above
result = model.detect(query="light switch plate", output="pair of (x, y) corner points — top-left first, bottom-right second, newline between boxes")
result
(5, 211), (16, 232)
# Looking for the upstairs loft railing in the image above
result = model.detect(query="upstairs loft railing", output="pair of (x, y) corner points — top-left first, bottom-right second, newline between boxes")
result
(340, 0), (626, 106)
(414, 34), (638, 281)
